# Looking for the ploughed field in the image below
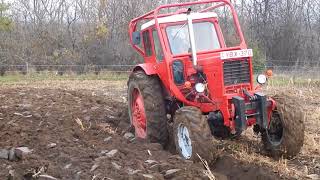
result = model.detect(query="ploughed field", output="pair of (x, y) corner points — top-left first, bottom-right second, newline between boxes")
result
(0, 79), (319, 180)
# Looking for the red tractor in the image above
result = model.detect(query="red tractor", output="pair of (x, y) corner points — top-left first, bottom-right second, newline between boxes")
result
(127, 0), (305, 161)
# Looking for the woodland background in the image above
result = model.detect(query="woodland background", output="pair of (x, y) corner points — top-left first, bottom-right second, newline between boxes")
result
(0, 0), (319, 75)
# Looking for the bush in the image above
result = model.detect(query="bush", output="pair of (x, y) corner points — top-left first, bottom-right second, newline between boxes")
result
(251, 43), (266, 74)
(0, 66), (6, 76)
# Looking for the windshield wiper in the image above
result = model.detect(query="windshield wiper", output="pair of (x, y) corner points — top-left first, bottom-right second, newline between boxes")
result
(172, 22), (187, 41)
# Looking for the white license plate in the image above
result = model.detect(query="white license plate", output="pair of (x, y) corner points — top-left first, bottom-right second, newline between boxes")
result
(220, 49), (253, 60)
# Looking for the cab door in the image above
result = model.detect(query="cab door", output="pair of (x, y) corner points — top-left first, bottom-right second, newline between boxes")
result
(151, 29), (169, 87)
(142, 30), (154, 63)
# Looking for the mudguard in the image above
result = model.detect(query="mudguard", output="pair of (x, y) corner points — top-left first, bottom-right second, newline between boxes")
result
(132, 63), (157, 75)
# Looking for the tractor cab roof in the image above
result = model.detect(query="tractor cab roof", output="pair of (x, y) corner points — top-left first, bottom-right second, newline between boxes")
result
(129, 0), (246, 56)
(141, 12), (218, 30)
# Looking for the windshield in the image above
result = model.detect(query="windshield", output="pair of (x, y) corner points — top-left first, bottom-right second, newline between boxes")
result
(166, 22), (221, 55)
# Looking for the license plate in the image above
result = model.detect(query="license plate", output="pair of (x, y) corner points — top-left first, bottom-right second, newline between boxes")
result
(220, 49), (253, 60)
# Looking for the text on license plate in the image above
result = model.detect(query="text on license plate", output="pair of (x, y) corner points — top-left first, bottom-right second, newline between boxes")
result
(220, 49), (253, 60)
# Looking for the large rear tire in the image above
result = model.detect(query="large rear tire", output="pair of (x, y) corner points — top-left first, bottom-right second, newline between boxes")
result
(128, 71), (168, 146)
(173, 106), (217, 163)
(262, 94), (305, 158)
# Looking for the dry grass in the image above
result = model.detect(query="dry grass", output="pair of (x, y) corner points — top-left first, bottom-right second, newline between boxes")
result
(267, 74), (320, 88)
(197, 154), (216, 180)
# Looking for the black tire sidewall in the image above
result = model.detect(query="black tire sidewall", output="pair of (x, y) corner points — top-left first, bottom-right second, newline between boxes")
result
(173, 107), (216, 162)
(127, 71), (168, 145)
(262, 94), (305, 158)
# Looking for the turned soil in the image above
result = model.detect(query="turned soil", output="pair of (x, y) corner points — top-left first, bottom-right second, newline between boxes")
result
(0, 80), (318, 180)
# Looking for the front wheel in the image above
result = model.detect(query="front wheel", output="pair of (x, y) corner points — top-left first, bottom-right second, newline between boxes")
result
(261, 94), (305, 158)
(173, 107), (217, 162)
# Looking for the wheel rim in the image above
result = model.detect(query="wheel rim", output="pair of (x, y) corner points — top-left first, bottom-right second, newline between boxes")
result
(266, 111), (284, 146)
(177, 124), (192, 159)
(131, 88), (147, 138)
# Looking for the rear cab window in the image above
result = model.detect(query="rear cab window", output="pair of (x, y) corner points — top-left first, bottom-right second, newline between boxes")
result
(152, 30), (164, 62)
(142, 30), (152, 57)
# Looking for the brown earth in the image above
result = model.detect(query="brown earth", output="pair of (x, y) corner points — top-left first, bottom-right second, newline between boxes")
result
(0, 80), (318, 180)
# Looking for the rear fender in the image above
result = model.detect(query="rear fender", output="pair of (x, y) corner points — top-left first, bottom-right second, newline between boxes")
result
(132, 63), (157, 75)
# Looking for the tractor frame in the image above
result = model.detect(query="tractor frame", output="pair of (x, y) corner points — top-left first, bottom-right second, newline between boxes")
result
(129, 0), (274, 135)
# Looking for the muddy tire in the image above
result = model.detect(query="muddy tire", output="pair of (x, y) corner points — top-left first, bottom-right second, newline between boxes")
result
(173, 106), (217, 163)
(262, 94), (305, 158)
(128, 71), (168, 146)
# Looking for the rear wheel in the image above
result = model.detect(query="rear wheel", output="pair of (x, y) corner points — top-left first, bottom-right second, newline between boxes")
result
(173, 107), (217, 162)
(128, 71), (168, 146)
(262, 94), (305, 158)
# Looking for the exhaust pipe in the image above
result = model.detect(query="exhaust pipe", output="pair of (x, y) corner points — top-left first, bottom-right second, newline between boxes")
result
(187, 10), (198, 66)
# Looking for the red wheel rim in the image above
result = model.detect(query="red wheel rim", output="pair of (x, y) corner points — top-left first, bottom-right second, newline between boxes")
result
(131, 88), (147, 138)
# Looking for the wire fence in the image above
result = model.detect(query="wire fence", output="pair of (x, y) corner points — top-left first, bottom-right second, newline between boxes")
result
(0, 63), (319, 79)
(267, 66), (320, 77)
(0, 64), (136, 75)
(266, 59), (320, 78)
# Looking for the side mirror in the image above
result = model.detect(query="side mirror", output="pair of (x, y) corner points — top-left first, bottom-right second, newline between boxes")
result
(132, 31), (141, 45)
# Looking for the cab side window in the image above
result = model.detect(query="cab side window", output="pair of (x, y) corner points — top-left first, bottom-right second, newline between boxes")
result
(142, 30), (152, 57)
(152, 30), (164, 62)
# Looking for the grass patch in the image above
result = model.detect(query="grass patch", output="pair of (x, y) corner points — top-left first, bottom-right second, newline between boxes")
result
(266, 74), (320, 87)
(0, 71), (129, 84)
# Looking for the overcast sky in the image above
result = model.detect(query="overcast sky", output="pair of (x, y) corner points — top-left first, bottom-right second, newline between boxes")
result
(3, 0), (13, 3)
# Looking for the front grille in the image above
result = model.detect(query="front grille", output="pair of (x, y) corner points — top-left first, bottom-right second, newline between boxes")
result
(223, 59), (251, 86)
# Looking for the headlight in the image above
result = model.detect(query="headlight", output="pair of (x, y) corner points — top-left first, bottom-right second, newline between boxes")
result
(195, 83), (205, 93)
(257, 74), (267, 84)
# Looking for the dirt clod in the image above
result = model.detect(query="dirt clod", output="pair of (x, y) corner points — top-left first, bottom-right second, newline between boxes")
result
(8, 148), (16, 161)
(106, 149), (118, 158)
(145, 159), (158, 165)
(142, 174), (154, 179)
(14, 147), (32, 160)
(104, 136), (112, 142)
(111, 162), (121, 170)
(47, 143), (57, 149)
(164, 169), (182, 179)
(123, 132), (134, 140)
(306, 174), (319, 180)
(0, 149), (9, 159)
(90, 164), (99, 172)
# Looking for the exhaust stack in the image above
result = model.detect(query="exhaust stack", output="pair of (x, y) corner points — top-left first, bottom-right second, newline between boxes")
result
(187, 10), (198, 66)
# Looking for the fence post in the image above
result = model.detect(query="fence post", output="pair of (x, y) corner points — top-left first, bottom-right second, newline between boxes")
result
(26, 62), (29, 74)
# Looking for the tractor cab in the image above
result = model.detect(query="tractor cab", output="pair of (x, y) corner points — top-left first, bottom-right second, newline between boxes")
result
(130, 2), (255, 119)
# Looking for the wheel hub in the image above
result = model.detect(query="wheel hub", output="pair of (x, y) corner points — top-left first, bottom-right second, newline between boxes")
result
(177, 124), (192, 159)
(266, 111), (284, 145)
(131, 89), (147, 138)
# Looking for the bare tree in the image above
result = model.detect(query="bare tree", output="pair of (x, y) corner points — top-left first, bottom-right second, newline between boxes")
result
(0, 0), (318, 74)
